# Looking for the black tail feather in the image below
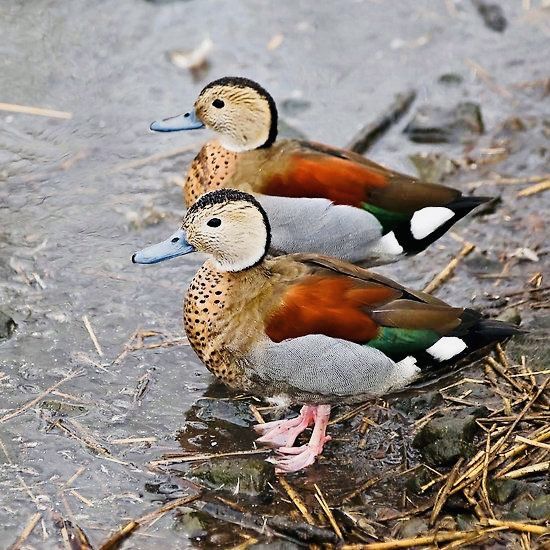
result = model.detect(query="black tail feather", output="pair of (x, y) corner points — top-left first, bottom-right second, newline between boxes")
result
(395, 195), (492, 255)
(414, 313), (523, 373)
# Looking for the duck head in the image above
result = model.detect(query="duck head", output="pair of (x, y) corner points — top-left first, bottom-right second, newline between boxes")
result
(133, 189), (271, 272)
(150, 77), (278, 152)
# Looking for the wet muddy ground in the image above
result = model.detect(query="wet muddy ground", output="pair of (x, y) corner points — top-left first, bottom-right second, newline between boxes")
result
(0, 1), (548, 548)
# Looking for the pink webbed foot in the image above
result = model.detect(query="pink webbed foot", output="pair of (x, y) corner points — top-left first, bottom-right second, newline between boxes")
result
(269, 404), (332, 474)
(254, 405), (316, 448)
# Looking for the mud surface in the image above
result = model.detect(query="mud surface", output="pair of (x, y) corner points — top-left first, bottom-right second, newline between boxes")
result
(0, 1), (548, 548)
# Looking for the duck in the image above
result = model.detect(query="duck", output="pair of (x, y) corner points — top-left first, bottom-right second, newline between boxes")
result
(132, 188), (519, 474)
(150, 76), (491, 266)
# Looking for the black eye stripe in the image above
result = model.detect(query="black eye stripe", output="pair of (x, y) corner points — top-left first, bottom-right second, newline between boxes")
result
(212, 99), (225, 109)
(207, 217), (221, 227)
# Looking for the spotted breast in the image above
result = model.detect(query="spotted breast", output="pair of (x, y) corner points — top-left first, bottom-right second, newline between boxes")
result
(183, 262), (245, 387)
(184, 142), (238, 206)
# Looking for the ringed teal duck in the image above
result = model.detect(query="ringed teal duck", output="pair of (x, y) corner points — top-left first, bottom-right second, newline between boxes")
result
(150, 77), (491, 266)
(133, 189), (519, 473)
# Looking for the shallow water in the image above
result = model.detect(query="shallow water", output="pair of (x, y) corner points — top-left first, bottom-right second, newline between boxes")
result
(0, 1), (548, 548)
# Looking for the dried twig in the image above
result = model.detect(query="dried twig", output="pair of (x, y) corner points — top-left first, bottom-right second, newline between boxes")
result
(278, 477), (316, 525)
(82, 315), (104, 357)
(52, 418), (128, 465)
(8, 512), (41, 550)
(466, 59), (513, 99)
(429, 458), (463, 525)
(149, 448), (270, 467)
(342, 528), (493, 549)
(501, 461), (549, 479)
(249, 404), (265, 424)
(423, 243), (475, 294)
(517, 179), (550, 197)
(0, 370), (82, 424)
(314, 484), (343, 539)
(480, 518), (548, 535)
(99, 494), (200, 550)
(0, 102), (72, 119)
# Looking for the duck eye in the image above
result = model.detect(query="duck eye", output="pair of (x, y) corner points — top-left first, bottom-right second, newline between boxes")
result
(212, 99), (225, 109)
(207, 217), (221, 228)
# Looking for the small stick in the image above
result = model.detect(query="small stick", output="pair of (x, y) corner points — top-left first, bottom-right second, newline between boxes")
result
(501, 461), (549, 480)
(329, 402), (371, 425)
(249, 404), (265, 424)
(82, 315), (104, 357)
(61, 466), (86, 489)
(485, 357), (525, 393)
(430, 458), (463, 525)
(500, 429), (550, 461)
(111, 437), (157, 445)
(0, 370), (82, 424)
(69, 489), (94, 507)
(53, 418), (128, 465)
(278, 477), (316, 525)
(467, 174), (549, 187)
(345, 90), (416, 154)
(314, 484), (343, 539)
(480, 519), (548, 535)
(495, 343), (510, 369)
(423, 243), (475, 294)
(440, 527), (505, 549)
(517, 180), (550, 197)
(99, 494), (200, 550)
(481, 430), (495, 518)
(341, 529), (489, 549)
(0, 102), (72, 119)
(514, 435), (550, 450)
(149, 448), (269, 467)
(342, 466), (403, 502)
(511, 370), (550, 378)
(466, 59), (513, 99)
(8, 512), (41, 550)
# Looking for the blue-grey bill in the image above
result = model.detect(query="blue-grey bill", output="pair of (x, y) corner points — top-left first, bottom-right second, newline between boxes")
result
(132, 229), (194, 264)
(149, 109), (205, 132)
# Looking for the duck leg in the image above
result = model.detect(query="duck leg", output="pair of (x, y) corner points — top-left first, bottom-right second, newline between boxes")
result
(254, 405), (316, 448)
(270, 404), (332, 474)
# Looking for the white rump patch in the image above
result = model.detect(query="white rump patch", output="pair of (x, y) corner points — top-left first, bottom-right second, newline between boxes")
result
(371, 231), (404, 256)
(266, 394), (292, 411)
(396, 356), (420, 381)
(410, 207), (455, 240)
(426, 337), (467, 361)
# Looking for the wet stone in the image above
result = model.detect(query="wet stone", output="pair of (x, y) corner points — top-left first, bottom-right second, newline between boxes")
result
(404, 102), (484, 144)
(464, 252), (502, 275)
(527, 495), (550, 520)
(394, 391), (443, 420)
(405, 465), (434, 495)
(408, 153), (458, 183)
(39, 400), (88, 417)
(0, 311), (16, 341)
(397, 517), (428, 538)
(174, 508), (209, 540)
(488, 479), (521, 504)
(473, 0), (507, 33)
(456, 513), (477, 531)
(495, 307), (522, 326)
(281, 98), (311, 117)
(438, 73), (464, 86)
(194, 398), (255, 427)
(412, 407), (488, 466)
(189, 458), (275, 500)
